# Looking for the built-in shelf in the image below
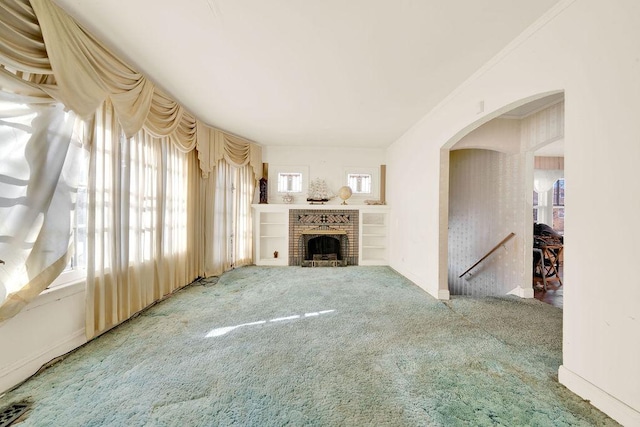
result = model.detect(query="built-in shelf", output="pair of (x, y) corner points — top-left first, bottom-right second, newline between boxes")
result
(253, 206), (289, 265)
(252, 204), (389, 266)
(360, 211), (389, 265)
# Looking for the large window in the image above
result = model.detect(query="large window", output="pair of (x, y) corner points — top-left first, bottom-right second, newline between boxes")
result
(533, 178), (564, 234)
(50, 123), (89, 288)
(552, 179), (565, 233)
(0, 99), (88, 292)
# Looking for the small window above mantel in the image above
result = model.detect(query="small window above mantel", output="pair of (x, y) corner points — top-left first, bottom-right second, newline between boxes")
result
(343, 167), (378, 200)
(347, 173), (372, 194)
(277, 172), (302, 193)
(268, 165), (309, 204)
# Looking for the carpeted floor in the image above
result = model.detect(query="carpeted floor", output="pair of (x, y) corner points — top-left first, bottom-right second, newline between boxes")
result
(2, 266), (618, 426)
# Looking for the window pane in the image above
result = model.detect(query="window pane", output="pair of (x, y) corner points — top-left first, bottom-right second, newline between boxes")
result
(277, 173), (302, 193)
(553, 179), (565, 206)
(553, 207), (565, 234)
(347, 174), (371, 194)
(71, 185), (88, 270)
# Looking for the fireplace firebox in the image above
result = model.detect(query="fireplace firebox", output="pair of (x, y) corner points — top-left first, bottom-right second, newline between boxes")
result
(300, 230), (348, 267)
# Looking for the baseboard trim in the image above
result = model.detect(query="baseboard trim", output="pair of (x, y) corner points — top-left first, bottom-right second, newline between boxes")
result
(0, 328), (86, 394)
(388, 266), (450, 301)
(558, 365), (640, 426)
(438, 289), (450, 300)
(507, 286), (534, 298)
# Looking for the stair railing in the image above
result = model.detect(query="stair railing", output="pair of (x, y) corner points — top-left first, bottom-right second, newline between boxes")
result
(459, 232), (516, 279)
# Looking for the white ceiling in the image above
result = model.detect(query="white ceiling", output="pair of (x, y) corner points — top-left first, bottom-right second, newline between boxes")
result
(53, 0), (560, 148)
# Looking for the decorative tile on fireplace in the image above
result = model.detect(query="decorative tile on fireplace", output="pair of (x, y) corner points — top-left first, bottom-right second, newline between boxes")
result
(289, 209), (359, 266)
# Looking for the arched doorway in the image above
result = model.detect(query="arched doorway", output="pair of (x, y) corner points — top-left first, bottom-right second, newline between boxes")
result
(441, 92), (565, 298)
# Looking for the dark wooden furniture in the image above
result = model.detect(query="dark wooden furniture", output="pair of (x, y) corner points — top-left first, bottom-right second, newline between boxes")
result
(533, 243), (563, 290)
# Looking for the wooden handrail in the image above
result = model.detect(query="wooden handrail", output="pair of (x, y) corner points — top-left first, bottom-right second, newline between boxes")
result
(459, 232), (515, 278)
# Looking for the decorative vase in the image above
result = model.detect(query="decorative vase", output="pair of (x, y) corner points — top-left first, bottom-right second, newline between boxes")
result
(259, 177), (268, 204)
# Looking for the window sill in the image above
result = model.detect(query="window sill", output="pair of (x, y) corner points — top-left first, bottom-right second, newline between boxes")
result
(25, 280), (85, 313)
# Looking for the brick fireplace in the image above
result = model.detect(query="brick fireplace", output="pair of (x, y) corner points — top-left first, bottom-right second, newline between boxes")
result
(289, 209), (359, 266)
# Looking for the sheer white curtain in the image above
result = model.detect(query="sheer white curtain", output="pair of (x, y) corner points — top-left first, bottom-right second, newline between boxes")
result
(234, 164), (254, 268)
(203, 160), (255, 277)
(0, 94), (85, 321)
(205, 160), (233, 276)
(86, 100), (199, 338)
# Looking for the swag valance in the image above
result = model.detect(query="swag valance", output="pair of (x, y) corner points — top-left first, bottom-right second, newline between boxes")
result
(196, 125), (262, 179)
(0, 0), (262, 177)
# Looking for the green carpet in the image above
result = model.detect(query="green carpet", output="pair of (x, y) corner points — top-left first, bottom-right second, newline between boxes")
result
(2, 266), (617, 426)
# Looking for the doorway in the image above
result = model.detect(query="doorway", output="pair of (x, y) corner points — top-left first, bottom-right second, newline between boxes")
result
(533, 151), (565, 307)
(444, 92), (565, 299)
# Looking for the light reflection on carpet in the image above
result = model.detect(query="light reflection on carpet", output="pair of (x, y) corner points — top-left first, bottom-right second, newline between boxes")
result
(205, 309), (336, 337)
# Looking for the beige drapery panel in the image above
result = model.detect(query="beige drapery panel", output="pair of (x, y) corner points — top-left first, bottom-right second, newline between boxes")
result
(85, 100), (202, 338)
(0, 0), (262, 324)
(234, 164), (255, 268)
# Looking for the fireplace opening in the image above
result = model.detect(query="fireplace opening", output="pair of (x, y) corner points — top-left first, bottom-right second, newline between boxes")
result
(308, 236), (341, 261)
(300, 231), (348, 267)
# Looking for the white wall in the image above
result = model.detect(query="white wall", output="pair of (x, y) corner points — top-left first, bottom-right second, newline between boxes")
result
(0, 282), (86, 394)
(262, 146), (386, 204)
(386, 0), (640, 424)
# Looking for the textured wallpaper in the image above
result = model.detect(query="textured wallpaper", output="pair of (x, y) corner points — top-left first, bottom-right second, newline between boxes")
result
(448, 149), (524, 296)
